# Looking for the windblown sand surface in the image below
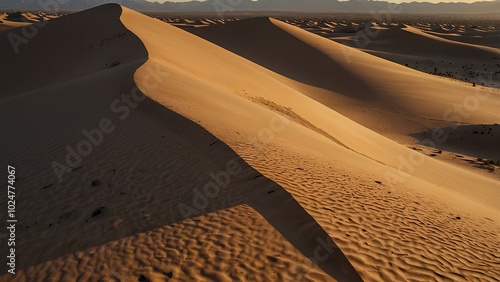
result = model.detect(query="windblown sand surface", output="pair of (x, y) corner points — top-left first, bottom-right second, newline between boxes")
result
(1, 4), (499, 282)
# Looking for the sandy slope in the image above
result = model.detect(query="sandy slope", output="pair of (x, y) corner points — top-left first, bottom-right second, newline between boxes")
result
(411, 22), (500, 48)
(121, 8), (500, 282)
(0, 8), (143, 96)
(313, 22), (500, 88)
(190, 18), (500, 142)
(1, 4), (499, 282)
(132, 13), (500, 213)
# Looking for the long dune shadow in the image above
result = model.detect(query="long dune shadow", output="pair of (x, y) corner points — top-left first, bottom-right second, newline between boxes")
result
(411, 124), (500, 161)
(0, 4), (362, 281)
(4, 12), (30, 23)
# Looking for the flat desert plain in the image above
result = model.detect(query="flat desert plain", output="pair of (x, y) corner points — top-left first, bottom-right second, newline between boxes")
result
(0, 4), (499, 282)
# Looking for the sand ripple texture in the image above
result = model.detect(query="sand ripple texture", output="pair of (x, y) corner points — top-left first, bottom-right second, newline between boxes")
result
(235, 142), (500, 282)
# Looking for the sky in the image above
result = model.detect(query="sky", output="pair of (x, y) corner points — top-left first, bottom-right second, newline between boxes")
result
(150, 0), (482, 3)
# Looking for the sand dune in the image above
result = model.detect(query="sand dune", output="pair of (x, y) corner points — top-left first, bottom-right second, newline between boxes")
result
(418, 23), (500, 48)
(0, 4), (359, 281)
(352, 24), (497, 58)
(300, 21), (500, 88)
(190, 17), (500, 142)
(122, 8), (500, 281)
(0, 13), (31, 31)
(1, 4), (499, 282)
(0, 7), (144, 96)
(0, 12), (56, 31)
(123, 6), (500, 219)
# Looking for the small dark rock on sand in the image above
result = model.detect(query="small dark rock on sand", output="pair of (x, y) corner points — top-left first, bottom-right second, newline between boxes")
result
(92, 207), (105, 217)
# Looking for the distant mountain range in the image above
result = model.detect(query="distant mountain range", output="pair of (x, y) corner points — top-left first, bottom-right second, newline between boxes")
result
(1, 0), (499, 14)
